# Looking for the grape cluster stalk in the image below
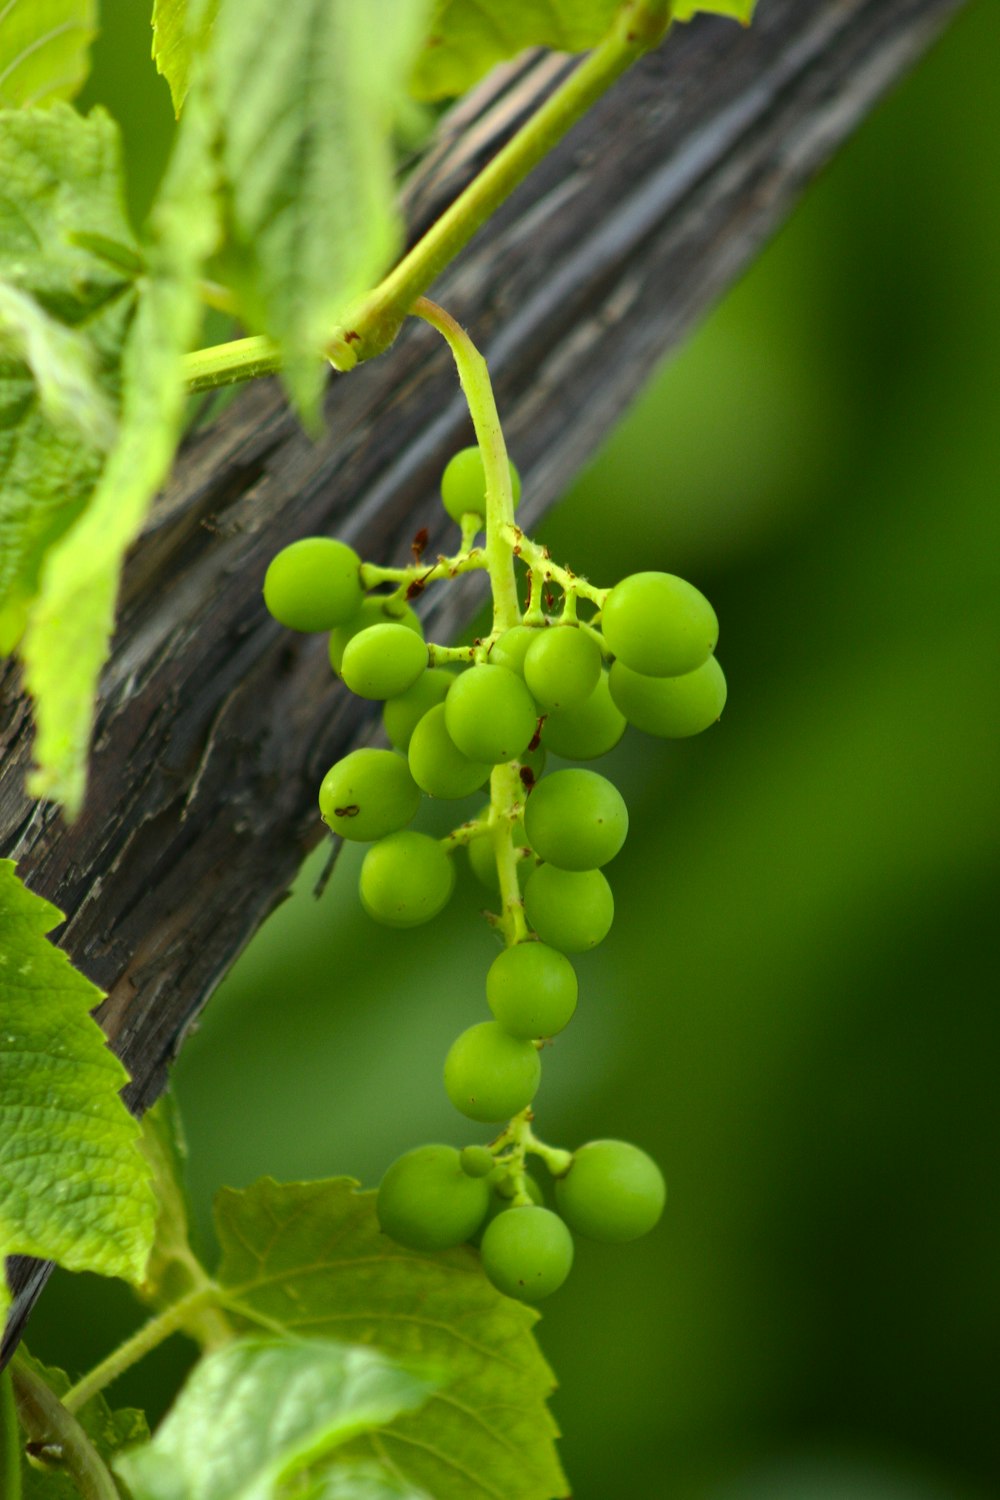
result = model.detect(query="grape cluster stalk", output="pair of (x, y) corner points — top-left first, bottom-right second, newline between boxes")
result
(262, 299), (725, 1301)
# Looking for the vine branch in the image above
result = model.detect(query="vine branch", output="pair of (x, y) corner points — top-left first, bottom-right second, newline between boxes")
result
(10, 1359), (120, 1500)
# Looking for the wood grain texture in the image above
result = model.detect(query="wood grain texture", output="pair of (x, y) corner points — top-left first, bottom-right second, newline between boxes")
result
(0, 0), (965, 1361)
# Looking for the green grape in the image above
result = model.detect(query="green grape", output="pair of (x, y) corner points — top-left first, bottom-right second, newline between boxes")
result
(486, 941), (578, 1039)
(445, 664), (538, 765)
(341, 623), (428, 701)
(318, 749), (420, 841)
(609, 654), (727, 737)
(523, 769), (628, 871)
(328, 596), (422, 674)
(359, 831), (455, 928)
(441, 446), (522, 523)
(554, 1139), (666, 1243)
(523, 625), (602, 711)
(480, 1205), (574, 1302)
(541, 672), (626, 761)
(263, 537), (363, 632)
(460, 1145), (495, 1179)
(382, 667), (454, 751)
(489, 624), (538, 675)
(444, 1020), (541, 1122)
(523, 865), (614, 952)
(408, 704), (491, 799)
(601, 571), (718, 677)
(376, 1144), (490, 1251)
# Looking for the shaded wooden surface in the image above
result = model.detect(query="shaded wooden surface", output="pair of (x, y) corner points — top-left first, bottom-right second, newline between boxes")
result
(0, 0), (965, 1362)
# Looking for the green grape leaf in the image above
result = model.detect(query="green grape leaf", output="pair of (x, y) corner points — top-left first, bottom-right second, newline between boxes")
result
(410, 0), (620, 100)
(0, 105), (139, 636)
(0, 861), (155, 1323)
(0, 278), (116, 448)
(135, 1094), (202, 1310)
(214, 1178), (568, 1500)
(134, 1094), (235, 1348)
(199, 0), (429, 418)
(151, 0), (219, 116)
(20, 95), (218, 814)
(115, 1338), (436, 1500)
(0, 0), (97, 110)
(671, 0), (756, 21)
(300, 1465), (430, 1500)
(15, 1352), (149, 1500)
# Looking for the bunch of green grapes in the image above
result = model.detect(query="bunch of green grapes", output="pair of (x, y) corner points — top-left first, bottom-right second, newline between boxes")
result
(263, 444), (725, 1301)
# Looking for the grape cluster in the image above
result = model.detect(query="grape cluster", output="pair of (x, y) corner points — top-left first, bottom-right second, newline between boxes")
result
(263, 444), (725, 1301)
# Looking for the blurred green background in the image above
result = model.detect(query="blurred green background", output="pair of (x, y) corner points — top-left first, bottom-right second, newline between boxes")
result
(26, 3), (1000, 1497)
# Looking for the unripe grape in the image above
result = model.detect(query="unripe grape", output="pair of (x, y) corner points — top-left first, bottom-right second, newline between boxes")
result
(341, 623), (428, 701)
(555, 1139), (666, 1243)
(441, 446), (521, 523)
(377, 1144), (490, 1251)
(609, 654), (727, 738)
(263, 537), (363, 632)
(408, 704), (491, 800)
(360, 831), (455, 928)
(318, 749), (419, 841)
(541, 672), (626, 761)
(480, 1205), (574, 1302)
(523, 626), (602, 711)
(329, 596), (422, 675)
(445, 664), (538, 764)
(486, 942), (578, 1039)
(489, 625), (538, 675)
(601, 571), (718, 677)
(444, 1021), (541, 1123)
(523, 769), (628, 871)
(383, 668), (454, 751)
(523, 866), (614, 952)
(460, 1145), (495, 1179)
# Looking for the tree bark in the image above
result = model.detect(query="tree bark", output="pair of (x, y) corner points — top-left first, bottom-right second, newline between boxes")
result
(0, 0), (965, 1362)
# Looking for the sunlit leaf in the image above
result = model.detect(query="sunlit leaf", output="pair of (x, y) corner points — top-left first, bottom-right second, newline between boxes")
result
(0, 861), (155, 1323)
(151, 0), (219, 116)
(0, 0), (97, 110)
(116, 1338), (435, 1500)
(21, 96), (218, 814)
(411, 0), (619, 100)
(0, 278), (116, 447)
(199, 0), (429, 417)
(671, 0), (756, 22)
(214, 1178), (568, 1500)
(0, 105), (138, 634)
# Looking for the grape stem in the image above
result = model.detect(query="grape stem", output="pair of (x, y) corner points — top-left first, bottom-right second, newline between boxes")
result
(412, 297), (529, 950)
(410, 299), (519, 635)
(360, 547), (488, 595)
(491, 1112), (574, 1202)
(505, 525), (610, 611)
(439, 813), (492, 850)
(60, 1284), (228, 1413)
